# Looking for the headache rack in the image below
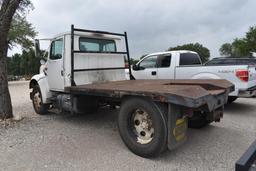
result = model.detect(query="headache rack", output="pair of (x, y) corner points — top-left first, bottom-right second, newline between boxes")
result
(70, 24), (132, 86)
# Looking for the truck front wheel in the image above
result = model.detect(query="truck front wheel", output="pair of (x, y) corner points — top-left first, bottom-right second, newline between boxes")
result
(31, 85), (49, 115)
(118, 97), (167, 158)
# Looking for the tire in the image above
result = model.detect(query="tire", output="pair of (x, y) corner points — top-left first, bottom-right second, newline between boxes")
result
(118, 97), (167, 158)
(227, 96), (238, 104)
(188, 111), (211, 129)
(31, 85), (49, 115)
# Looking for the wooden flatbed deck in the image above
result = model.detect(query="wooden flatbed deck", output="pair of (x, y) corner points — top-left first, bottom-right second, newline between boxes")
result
(65, 79), (234, 110)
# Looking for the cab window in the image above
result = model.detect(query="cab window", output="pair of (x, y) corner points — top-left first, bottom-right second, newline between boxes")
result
(79, 37), (116, 52)
(158, 55), (172, 68)
(139, 55), (158, 69)
(179, 53), (201, 66)
(50, 38), (63, 60)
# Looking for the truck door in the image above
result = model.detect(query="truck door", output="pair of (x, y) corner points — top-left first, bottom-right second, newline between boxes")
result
(47, 38), (64, 91)
(157, 54), (174, 79)
(132, 55), (158, 79)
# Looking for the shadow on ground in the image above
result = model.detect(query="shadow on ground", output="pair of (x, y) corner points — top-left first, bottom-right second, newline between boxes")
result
(225, 100), (256, 114)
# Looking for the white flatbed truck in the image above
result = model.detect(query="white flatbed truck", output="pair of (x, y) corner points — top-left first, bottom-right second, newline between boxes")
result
(29, 25), (234, 157)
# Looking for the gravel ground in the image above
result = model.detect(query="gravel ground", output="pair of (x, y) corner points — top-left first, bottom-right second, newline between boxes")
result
(0, 81), (255, 171)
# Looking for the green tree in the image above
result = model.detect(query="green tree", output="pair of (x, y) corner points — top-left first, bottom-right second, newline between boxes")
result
(219, 43), (232, 56)
(168, 43), (210, 62)
(219, 26), (256, 57)
(8, 14), (37, 49)
(7, 53), (22, 75)
(0, 0), (34, 119)
(21, 49), (40, 75)
(8, 49), (41, 76)
(231, 38), (248, 57)
(245, 26), (256, 53)
(8, 48), (47, 76)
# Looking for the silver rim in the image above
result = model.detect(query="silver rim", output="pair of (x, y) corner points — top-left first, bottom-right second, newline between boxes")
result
(33, 92), (42, 111)
(132, 109), (154, 144)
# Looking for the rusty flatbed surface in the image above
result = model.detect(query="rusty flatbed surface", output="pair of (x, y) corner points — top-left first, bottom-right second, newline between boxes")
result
(65, 79), (234, 110)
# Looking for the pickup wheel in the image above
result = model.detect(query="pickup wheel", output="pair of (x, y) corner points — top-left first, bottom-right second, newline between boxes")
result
(118, 97), (167, 158)
(188, 111), (211, 129)
(227, 96), (237, 104)
(32, 85), (49, 115)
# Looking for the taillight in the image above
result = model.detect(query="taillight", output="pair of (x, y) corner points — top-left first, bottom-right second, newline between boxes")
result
(236, 70), (249, 82)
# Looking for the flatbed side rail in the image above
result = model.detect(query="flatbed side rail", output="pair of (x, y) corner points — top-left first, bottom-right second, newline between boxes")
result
(236, 139), (256, 171)
(70, 24), (132, 86)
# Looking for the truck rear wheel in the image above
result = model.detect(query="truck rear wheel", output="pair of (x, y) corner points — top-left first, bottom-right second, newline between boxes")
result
(32, 85), (49, 115)
(118, 97), (167, 158)
(188, 111), (211, 129)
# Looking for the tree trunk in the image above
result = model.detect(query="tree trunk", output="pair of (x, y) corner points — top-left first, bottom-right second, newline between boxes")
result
(0, 56), (13, 119)
(0, 0), (22, 119)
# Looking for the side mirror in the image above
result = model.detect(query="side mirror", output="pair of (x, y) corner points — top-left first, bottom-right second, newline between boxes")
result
(34, 39), (42, 58)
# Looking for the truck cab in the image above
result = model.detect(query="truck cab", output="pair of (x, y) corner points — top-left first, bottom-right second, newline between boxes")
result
(30, 28), (129, 105)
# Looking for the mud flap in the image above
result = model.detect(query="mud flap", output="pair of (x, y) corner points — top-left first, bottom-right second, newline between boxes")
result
(167, 104), (188, 150)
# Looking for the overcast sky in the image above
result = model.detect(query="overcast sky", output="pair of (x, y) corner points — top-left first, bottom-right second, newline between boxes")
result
(12, 0), (256, 59)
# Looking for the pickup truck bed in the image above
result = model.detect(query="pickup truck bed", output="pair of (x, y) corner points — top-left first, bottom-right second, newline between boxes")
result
(65, 79), (234, 111)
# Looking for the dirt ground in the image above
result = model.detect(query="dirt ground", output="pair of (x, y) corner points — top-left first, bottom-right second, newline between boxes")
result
(0, 81), (255, 171)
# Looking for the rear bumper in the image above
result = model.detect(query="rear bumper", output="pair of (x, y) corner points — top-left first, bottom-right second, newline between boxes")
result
(238, 86), (256, 97)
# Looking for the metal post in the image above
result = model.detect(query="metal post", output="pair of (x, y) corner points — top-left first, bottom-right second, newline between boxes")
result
(124, 32), (133, 80)
(71, 24), (74, 86)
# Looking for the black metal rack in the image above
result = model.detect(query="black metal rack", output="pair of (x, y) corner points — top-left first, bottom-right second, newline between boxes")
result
(70, 24), (132, 86)
(236, 139), (256, 171)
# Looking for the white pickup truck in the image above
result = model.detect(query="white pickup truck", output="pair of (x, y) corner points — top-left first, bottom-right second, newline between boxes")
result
(130, 50), (256, 102)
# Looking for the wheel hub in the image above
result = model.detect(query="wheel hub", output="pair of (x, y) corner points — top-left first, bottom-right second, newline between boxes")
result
(33, 92), (42, 111)
(133, 109), (154, 144)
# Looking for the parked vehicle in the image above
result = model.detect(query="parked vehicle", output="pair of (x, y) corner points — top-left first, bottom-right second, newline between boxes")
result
(205, 57), (256, 66)
(29, 25), (233, 158)
(130, 51), (256, 103)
